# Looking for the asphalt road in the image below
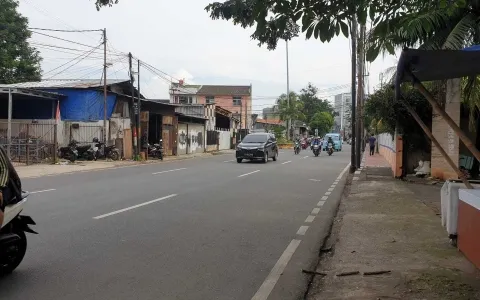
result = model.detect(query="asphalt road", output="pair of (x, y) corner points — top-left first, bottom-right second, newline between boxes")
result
(0, 145), (351, 300)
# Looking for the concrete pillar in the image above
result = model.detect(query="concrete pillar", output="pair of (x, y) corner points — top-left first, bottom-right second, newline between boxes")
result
(431, 79), (461, 180)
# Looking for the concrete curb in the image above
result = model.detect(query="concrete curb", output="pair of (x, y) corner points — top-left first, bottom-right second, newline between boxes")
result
(18, 152), (229, 179)
(267, 164), (351, 299)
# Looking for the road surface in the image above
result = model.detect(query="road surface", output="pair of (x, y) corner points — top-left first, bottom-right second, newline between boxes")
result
(0, 146), (350, 300)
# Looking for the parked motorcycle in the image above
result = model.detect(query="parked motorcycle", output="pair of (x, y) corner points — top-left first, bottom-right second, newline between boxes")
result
(0, 192), (37, 275)
(312, 144), (321, 157)
(94, 142), (120, 161)
(147, 139), (164, 160)
(58, 140), (79, 162)
(70, 139), (96, 161)
(327, 143), (334, 156)
(294, 141), (300, 155)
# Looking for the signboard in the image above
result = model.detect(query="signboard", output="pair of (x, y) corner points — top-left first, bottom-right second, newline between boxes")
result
(133, 103), (139, 115)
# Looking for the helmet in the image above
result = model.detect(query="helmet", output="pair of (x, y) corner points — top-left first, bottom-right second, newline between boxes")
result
(93, 137), (99, 143)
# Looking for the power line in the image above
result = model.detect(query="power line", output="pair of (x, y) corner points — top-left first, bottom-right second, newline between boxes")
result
(46, 44), (102, 79)
(42, 44), (103, 76)
(30, 30), (102, 49)
(29, 27), (102, 33)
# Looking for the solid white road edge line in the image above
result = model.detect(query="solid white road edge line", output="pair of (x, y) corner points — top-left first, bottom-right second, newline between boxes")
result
(29, 188), (56, 194)
(296, 226), (309, 235)
(238, 170), (260, 178)
(251, 239), (302, 300)
(281, 161), (292, 165)
(223, 160), (235, 163)
(93, 194), (177, 219)
(152, 168), (187, 175)
(305, 215), (315, 223)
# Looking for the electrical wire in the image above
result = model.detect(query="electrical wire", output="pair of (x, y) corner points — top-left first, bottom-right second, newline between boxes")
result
(42, 44), (103, 76)
(30, 30), (102, 49)
(29, 27), (102, 33)
(46, 44), (103, 79)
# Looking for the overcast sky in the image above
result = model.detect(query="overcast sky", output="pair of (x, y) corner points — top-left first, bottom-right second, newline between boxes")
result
(19, 0), (398, 114)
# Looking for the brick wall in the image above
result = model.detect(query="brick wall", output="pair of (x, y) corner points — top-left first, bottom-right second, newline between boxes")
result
(378, 133), (403, 177)
(431, 79), (461, 180)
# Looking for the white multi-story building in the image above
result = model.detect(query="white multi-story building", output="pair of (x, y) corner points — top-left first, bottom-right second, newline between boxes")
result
(333, 93), (352, 139)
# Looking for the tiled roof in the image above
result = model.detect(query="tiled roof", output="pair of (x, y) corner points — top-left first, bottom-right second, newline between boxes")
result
(197, 85), (251, 96)
(0, 79), (129, 89)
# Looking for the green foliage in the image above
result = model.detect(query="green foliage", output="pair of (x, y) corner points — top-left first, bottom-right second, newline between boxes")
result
(272, 125), (286, 139)
(276, 91), (305, 122)
(298, 83), (335, 125)
(203, 0), (456, 51)
(94, 0), (118, 10)
(309, 111), (334, 137)
(364, 84), (432, 136)
(0, 0), (42, 84)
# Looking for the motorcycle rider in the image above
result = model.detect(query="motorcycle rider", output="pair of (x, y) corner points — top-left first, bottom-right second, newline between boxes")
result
(327, 136), (334, 151)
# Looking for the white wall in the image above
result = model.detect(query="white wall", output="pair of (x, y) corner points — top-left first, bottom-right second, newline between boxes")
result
(378, 133), (395, 152)
(217, 130), (231, 150)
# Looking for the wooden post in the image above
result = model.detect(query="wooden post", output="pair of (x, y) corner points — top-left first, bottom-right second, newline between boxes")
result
(408, 72), (480, 163)
(54, 123), (58, 163)
(401, 100), (473, 189)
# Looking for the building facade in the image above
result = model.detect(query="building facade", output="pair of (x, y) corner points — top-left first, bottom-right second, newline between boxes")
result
(170, 83), (252, 130)
(333, 93), (352, 139)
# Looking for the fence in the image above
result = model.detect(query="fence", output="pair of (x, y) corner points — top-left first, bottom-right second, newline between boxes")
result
(67, 122), (105, 144)
(216, 128), (231, 150)
(0, 121), (57, 165)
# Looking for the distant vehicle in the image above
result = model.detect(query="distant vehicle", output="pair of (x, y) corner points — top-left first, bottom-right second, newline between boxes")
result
(323, 133), (342, 151)
(236, 133), (278, 163)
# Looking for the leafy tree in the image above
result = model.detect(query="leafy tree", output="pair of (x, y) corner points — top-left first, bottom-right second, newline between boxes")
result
(298, 83), (335, 124)
(309, 111), (334, 137)
(94, 0), (118, 10)
(276, 91), (305, 122)
(203, 0), (464, 51)
(0, 0), (41, 84)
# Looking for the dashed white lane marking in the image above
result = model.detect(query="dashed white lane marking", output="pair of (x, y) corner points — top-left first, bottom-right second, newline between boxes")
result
(305, 215), (315, 223)
(29, 188), (56, 194)
(152, 168), (186, 175)
(93, 194), (177, 220)
(317, 200), (326, 206)
(238, 170), (260, 178)
(311, 207), (321, 215)
(251, 239), (301, 300)
(302, 156), (309, 159)
(281, 161), (292, 165)
(321, 196), (328, 201)
(296, 226), (309, 235)
(325, 191), (331, 195)
(223, 160), (235, 163)
(328, 187), (334, 192)
(309, 179), (322, 182)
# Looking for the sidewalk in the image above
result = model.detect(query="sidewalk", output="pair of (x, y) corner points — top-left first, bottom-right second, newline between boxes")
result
(16, 150), (234, 178)
(306, 153), (480, 300)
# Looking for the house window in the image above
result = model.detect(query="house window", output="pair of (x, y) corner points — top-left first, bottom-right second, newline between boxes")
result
(206, 96), (215, 104)
(179, 96), (193, 104)
(233, 96), (242, 106)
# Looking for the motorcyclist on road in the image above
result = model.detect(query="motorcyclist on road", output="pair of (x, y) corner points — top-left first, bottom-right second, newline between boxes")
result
(327, 136), (334, 150)
(0, 146), (22, 228)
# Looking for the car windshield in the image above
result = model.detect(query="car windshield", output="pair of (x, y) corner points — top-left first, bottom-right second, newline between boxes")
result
(325, 135), (339, 140)
(242, 135), (268, 143)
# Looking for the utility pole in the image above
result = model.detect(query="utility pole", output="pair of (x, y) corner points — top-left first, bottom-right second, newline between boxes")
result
(355, 23), (365, 168)
(137, 59), (142, 157)
(128, 52), (137, 159)
(350, 17), (357, 172)
(360, 24), (366, 154)
(286, 40), (291, 140)
(102, 28), (107, 146)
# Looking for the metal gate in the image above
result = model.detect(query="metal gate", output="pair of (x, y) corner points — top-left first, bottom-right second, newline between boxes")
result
(0, 121), (57, 165)
(68, 123), (104, 144)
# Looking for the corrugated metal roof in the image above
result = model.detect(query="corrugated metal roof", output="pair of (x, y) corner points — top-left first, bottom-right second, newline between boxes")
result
(0, 79), (129, 89)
